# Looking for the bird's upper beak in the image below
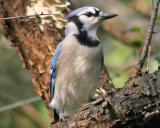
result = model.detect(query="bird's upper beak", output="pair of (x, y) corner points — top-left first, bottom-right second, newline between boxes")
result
(99, 12), (118, 21)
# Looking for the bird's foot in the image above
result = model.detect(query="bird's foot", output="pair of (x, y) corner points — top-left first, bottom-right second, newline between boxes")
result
(59, 112), (69, 122)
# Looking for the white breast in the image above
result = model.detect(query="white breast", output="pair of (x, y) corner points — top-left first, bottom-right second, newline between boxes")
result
(74, 56), (90, 75)
(50, 35), (103, 117)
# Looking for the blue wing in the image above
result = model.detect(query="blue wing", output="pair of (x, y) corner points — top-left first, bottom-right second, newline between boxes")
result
(50, 43), (63, 98)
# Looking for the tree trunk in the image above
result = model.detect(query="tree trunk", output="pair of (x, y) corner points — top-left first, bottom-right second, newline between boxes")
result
(0, 0), (70, 106)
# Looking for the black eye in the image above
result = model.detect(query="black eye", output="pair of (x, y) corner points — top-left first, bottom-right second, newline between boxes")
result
(84, 12), (92, 17)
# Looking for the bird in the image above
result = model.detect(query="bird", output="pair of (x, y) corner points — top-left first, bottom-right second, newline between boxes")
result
(49, 6), (117, 121)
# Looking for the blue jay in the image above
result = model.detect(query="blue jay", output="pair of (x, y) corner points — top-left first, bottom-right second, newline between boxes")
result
(49, 6), (117, 121)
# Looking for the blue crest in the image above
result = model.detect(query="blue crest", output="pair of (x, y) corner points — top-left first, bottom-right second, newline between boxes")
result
(66, 6), (96, 21)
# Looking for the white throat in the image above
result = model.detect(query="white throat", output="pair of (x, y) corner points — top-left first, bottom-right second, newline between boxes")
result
(65, 22), (79, 36)
(85, 27), (99, 41)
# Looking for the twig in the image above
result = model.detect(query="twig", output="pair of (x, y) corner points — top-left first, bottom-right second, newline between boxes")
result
(146, 46), (151, 71)
(0, 96), (41, 112)
(136, 0), (160, 74)
(0, 12), (52, 21)
(103, 65), (114, 87)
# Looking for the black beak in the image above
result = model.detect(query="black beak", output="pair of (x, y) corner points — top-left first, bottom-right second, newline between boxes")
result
(99, 12), (118, 21)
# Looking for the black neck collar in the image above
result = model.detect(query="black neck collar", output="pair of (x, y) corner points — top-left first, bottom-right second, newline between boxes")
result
(74, 30), (99, 47)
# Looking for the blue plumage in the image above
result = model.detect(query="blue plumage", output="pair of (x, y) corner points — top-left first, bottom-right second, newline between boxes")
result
(50, 43), (63, 97)
(66, 6), (93, 21)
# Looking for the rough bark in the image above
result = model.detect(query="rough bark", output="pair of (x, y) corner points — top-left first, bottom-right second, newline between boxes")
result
(51, 68), (160, 128)
(0, 0), (70, 105)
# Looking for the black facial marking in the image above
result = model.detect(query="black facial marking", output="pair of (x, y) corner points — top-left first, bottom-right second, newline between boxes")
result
(75, 30), (99, 47)
(84, 12), (93, 17)
(94, 8), (100, 16)
(69, 16), (99, 47)
(83, 8), (100, 17)
(69, 16), (83, 29)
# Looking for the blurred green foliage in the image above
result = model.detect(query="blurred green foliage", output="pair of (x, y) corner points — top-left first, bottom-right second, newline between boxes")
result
(130, 38), (144, 47)
(101, 31), (135, 88)
(0, 42), (34, 105)
(130, 26), (141, 33)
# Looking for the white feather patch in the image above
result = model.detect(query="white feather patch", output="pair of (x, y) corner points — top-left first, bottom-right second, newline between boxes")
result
(74, 56), (89, 75)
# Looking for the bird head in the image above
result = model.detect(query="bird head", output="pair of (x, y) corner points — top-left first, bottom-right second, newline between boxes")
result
(66, 6), (117, 33)
(65, 7), (117, 46)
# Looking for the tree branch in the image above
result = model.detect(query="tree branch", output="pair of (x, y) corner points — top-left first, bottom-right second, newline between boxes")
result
(136, 0), (160, 74)
(0, 96), (41, 112)
(51, 68), (160, 128)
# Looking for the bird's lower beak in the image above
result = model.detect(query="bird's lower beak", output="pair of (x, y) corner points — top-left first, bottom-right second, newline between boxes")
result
(99, 12), (118, 21)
